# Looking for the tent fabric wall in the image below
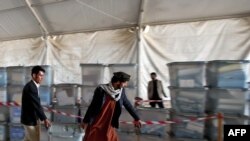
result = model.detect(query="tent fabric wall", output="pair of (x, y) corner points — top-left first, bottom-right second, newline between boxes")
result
(42, 28), (137, 84)
(0, 37), (46, 66)
(0, 28), (137, 84)
(139, 16), (250, 99)
(1, 17), (250, 99)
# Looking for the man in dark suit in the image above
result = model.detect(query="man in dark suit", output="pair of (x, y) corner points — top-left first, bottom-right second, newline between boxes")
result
(148, 72), (167, 108)
(21, 66), (51, 141)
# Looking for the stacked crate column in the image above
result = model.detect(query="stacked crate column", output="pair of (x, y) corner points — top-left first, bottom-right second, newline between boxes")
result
(167, 61), (207, 140)
(53, 84), (81, 125)
(80, 64), (105, 86)
(167, 62), (206, 88)
(108, 64), (138, 88)
(80, 64), (106, 118)
(205, 60), (250, 141)
(7, 66), (25, 127)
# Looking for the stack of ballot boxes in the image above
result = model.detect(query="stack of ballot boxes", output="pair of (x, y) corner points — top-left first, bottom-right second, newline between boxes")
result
(79, 64), (106, 121)
(51, 83), (83, 141)
(0, 67), (7, 104)
(205, 60), (250, 141)
(6, 66), (25, 141)
(80, 63), (137, 108)
(167, 61), (207, 139)
(53, 84), (80, 124)
(0, 67), (8, 141)
(80, 64), (105, 86)
(0, 67), (8, 122)
(7, 66), (25, 123)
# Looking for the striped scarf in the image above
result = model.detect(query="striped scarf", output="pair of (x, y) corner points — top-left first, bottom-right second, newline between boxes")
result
(100, 83), (122, 101)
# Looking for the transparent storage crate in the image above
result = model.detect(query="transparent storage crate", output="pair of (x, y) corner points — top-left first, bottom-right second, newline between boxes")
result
(167, 62), (206, 88)
(108, 64), (137, 87)
(137, 108), (168, 137)
(204, 115), (248, 141)
(25, 65), (53, 86)
(0, 107), (9, 122)
(48, 123), (84, 141)
(54, 84), (80, 106)
(80, 64), (105, 86)
(170, 113), (205, 139)
(0, 123), (7, 141)
(0, 68), (7, 86)
(7, 66), (25, 85)
(207, 60), (250, 88)
(80, 85), (96, 106)
(9, 124), (25, 141)
(10, 107), (21, 123)
(206, 88), (249, 115)
(170, 87), (207, 115)
(7, 85), (23, 104)
(52, 106), (79, 123)
(0, 87), (7, 103)
(39, 86), (52, 106)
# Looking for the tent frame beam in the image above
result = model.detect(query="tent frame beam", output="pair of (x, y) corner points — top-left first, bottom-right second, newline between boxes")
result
(136, 0), (146, 98)
(0, 0), (69, 13)
(31, 0), (70, 7)
(24, 0), (50, 36)
(142, 12), (250, 26)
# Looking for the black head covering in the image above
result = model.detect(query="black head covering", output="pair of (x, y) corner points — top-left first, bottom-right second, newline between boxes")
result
(113, 71), (130, 82)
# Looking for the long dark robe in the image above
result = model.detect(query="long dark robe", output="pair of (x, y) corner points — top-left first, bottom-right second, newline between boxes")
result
(83, 95), (118, 141)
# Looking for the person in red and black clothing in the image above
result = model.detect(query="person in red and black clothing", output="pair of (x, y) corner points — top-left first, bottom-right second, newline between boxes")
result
(81, 72), (141, 141)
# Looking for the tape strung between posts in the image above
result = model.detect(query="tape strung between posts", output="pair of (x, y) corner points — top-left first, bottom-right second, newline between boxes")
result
(0, 101), (219, 125)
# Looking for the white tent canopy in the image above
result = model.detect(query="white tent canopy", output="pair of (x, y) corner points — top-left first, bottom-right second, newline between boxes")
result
(0, 0), (250, 41)
(1, 0), (250, 100)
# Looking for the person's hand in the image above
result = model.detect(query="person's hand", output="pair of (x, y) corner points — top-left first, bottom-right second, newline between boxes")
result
(133, 120), (141, 128)
(81, 123), (88, 131)
(44, 119), (51, 129)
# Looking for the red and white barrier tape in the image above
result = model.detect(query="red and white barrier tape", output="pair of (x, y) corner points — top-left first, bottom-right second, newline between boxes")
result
(0, 102), (20, 107)
(120, 115), (217, 125)
(0, 101), (219, 125)
(0, 102), (84, 119)
(43, 107), (84, 119)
